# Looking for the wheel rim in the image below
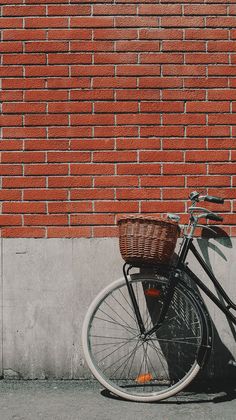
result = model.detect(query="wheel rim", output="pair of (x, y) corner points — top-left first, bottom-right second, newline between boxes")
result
(83, 276), (205, 401)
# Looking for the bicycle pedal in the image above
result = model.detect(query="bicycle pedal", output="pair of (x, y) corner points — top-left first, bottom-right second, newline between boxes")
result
(228, 360), (236, 367)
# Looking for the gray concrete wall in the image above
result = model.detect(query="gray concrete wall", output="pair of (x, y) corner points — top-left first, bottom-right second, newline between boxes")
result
(0, 237), (235, 379)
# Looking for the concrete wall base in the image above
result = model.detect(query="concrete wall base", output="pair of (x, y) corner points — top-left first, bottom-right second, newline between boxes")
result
(1, 237), (236, 379)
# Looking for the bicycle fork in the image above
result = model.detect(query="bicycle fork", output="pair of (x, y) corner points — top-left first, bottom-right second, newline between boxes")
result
(123, 263), (179, 338)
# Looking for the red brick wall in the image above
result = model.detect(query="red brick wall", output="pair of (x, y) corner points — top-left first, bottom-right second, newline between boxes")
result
(0, 1), (235, 238)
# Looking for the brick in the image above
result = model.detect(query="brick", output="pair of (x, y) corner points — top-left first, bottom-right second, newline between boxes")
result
(47, 227), (91, 238)
(117, 164), (161, 175)
(48, 29), (92, 40)
(186, 102), (230, 113)
(3, 29), (46, 40)
(93, 151), (136, 162)
(208, 114), (236, 125)
(185, 29), (228, 40)
(0, 42), (23, 53)
(3, 202), (46, 214)
(184, 5), (226, 15)
(3, 177), (46, 189)
(185, 54), (228, 64)
(0, 215), (22, 226)
(94, 29), (137, 40)
(24, 164), (68, 176)
(141, 201), (185, 213)
(48, 177), (92, 188)
(25, 140), (69, 150)
(116, 138), (161, 150)
(140, 126), (184, 137)
(25, 90), (68, 102)
(1, 228), (45, 238)
(24, 190), (68, 201)
(48, 202), (92, 213)
(0, 165), (22, 176)
(70, 189), (114, 200)
(95, 201), (138, 213)
(0, 115), (22, 126)
(25, 18), (68, 28)
(25, 66), (69, 77)
(163, 138), (206, 149)
(70, 139), (114, 151)
(93, 227), (118, 238)
(140, 151), (183, 162)
(3, 103), (47, 114)
(94, 102), (138, 113)
(71, 17), (113, 28)
(48, 52), (93, 64)
(0, 67), (23, 77)
(187, 176), (230, 187)
(25, 115), (68, 126)
(116, 114), (161, 125)
(187, 126), (230, 137)
(117, 65), (161, 76)
(163, 114), (206, 125)
(94, 5), (136, 15)
(0, 140), (23, 150)
(163, 65), (206, 76)
(94, 176), (138, 187)
(48, 127), (92, 138)
(71, 214), (115, 226)
(139, 77), (182, 88)
(139, 5), (181, 15)
(161, 17), (204, 27)
(3, 79), (45, 90)
(25, 42), (69, 53)
(3, 6), (46, 16)
(115, 17), (158, 27)
(71, 164), (114, 175)
(186, 151), (229, 162)
(48, 5), (91, 16)
(163, 41), (205, 52)
(163, 164), (207, 175)
(141, 176), (184, 187)
(24, 215), (68, 226)
(3, 128), (46, 138)
(140, 53), (183, 64)
(1, 152), (45, 163)
(0, 18), (23, 29)
(70, 114), (114, 126)
(47, 152), (90, 163)
(94, 126), (138, 137)
(96, 52), (138, 63)
(209, 164), (236, 174)
(116, 189), (161, 200)
(0, 190), (22, 201)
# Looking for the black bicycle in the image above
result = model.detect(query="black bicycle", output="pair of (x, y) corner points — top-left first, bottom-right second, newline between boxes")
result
(82, 191), (236, 402)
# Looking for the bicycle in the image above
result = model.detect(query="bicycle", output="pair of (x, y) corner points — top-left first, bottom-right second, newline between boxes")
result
(82, 191), (236, 402)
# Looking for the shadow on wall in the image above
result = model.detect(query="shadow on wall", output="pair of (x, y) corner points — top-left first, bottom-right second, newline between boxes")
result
(195, 227), (236, 380)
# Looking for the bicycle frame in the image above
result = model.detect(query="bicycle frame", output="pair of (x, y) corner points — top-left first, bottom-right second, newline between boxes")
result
(123, 233), (236, 338)
(179, 237), (236, 325)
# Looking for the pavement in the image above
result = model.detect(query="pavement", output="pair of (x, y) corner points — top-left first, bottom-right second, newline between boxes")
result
(0, 380), (235, 420)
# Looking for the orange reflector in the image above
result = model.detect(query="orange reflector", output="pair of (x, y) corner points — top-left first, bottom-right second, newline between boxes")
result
(135, 373), (153, 384)
(144, 288), (161, 298)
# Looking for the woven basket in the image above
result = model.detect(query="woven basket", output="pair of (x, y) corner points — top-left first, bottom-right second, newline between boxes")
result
(118, 215), (180, 266)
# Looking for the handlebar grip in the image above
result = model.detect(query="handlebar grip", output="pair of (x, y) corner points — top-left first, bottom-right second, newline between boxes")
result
(206, 213), (223, 222)
(204, 195), (224, 204)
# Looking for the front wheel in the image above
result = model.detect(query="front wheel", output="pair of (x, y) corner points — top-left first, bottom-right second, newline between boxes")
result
(82, 273), (210, 402)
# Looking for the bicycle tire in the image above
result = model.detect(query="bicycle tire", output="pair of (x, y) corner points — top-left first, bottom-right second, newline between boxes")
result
(82, 273), (210, 402)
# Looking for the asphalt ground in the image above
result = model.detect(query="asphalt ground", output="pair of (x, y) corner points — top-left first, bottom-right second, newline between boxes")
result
(0, 379), (235, 420)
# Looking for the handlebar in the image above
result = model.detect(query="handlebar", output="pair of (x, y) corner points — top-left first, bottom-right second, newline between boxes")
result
(204, 195), (224, 204)
(189, 190), (224, 204)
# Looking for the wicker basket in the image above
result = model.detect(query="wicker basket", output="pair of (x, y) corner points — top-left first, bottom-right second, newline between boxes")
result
(118, 215), (180, 266)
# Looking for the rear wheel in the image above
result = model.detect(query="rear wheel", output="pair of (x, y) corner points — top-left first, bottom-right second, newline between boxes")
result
(82, 273), (210, 402)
